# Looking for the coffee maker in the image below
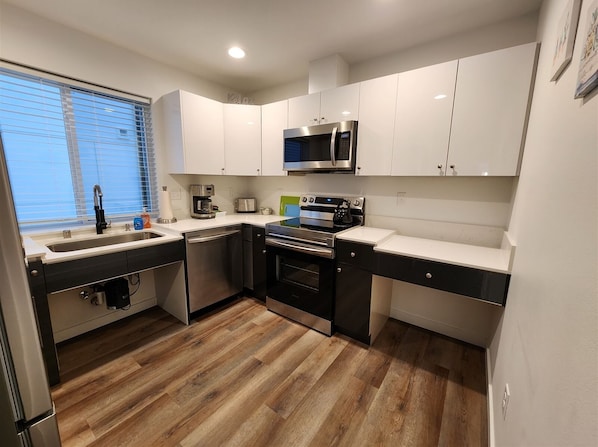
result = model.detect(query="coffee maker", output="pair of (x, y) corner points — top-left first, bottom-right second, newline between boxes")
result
(190, 184), (215, 219)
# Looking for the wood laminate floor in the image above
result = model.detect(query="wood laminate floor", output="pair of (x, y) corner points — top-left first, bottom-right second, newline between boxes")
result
(51, 297), (488, 447)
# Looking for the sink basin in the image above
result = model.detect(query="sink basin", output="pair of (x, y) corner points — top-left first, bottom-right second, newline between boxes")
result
(46, 231), (163, 253)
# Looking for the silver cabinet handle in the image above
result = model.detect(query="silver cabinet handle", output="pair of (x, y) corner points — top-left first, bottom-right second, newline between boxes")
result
(187, 229), (240, 244)
(350, 252), (356, 258)
(425, 272), (432, 279)
(337, 267), (342, 273)
(30, 269), (39, 277)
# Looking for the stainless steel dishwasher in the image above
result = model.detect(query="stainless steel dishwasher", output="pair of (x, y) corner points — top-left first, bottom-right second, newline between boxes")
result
(185, 225), (243, 313)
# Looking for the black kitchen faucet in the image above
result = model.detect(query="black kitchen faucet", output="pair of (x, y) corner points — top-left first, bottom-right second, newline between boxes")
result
(93, 184), (108, 234)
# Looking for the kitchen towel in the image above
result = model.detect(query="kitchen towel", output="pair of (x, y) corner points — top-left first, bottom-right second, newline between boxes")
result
(160, 187), (175, 220)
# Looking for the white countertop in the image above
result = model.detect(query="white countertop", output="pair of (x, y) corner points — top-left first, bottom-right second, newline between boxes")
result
(337, 227), (396, 245)
(23, 215), (513, 274)
(153, 214), (286, 233)
(23, 226), (184, 264)
(22, 214), (286, 264)
(374, 234), (512, 274)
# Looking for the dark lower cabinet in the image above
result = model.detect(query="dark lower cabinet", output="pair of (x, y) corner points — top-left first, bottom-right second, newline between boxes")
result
(44, 240), (184, 293)
(243, 225), (267, 301)
(27, 259), (60, 386)
(252, 227), (267, 301)
(376, 252), (510, 305)
(44, 252), (128, 293)
(334, 241), (392, 345)
(335, 261), (373, 345)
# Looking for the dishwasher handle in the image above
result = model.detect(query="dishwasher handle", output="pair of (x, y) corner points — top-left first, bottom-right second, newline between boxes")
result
(187, 229), (240, 244)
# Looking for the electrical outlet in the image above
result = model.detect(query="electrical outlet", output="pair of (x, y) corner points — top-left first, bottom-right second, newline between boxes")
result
(396, 191), (406, 205)
(170, 189), (181, 200)
(502, 383), (510, 419)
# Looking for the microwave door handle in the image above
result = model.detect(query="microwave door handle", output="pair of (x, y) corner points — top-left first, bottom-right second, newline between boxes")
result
(330, 126), (338, 166)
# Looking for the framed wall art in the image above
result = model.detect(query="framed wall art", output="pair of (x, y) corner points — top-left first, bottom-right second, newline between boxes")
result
(575, 0), (598, 98)
(551, 0), (581, 81)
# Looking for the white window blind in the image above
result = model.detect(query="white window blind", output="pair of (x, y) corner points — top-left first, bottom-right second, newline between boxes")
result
(0, 67), (157, 228)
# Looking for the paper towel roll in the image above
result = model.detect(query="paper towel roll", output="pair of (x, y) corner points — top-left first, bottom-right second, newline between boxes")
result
(160, 189), (174, 220)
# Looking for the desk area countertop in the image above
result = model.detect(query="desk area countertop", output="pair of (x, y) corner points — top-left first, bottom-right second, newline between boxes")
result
(338, 227), (515, 275)
(374, 234), (512, 274)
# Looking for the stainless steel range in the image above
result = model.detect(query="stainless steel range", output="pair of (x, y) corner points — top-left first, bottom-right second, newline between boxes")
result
(265, 194), (365, 335)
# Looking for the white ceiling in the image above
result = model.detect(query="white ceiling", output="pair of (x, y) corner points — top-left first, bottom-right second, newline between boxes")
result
(4, 0), (542, 93)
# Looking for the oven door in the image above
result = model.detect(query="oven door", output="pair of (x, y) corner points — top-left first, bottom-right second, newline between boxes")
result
(266, 238), (335, 332)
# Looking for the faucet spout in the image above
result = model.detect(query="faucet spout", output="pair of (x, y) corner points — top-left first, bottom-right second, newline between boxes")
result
(93, 184), (108, 234)
(93, 184), (103, 208)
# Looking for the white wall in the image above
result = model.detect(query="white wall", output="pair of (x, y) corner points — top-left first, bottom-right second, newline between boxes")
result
(250, 12), (538, 104)
(489, 0), (598, 445)
(0, 2), (235, 216)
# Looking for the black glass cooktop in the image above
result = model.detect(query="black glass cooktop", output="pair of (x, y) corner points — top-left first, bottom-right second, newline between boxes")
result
(271, 217), (357, 234)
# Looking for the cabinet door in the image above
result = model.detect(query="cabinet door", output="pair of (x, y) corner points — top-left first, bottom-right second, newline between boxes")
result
(335, 262), (372, 344)
(261, 100), (288, 176)
(356, 74), (398, 176)
(223, 104), (262, 175)
(180, 91), (225, 175)
(251, 227), (267, 301)
(27, 260), (59, 386)
(447, 42), (537, 176)
(319, 83), (360, 124)
(288, 93), (320, 128)
(392, 61), (457, 176)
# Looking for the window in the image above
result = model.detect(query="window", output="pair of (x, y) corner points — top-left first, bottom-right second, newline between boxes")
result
(0, 67), (157, 228)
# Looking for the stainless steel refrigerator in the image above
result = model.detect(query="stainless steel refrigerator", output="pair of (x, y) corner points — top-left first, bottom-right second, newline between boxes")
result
(0, 135), (61, 446)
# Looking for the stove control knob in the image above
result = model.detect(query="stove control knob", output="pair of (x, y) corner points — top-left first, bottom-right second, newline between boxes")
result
(353, 199), (361, 207)
(302, 196), (307, 202)
(309, 197), (315, 203)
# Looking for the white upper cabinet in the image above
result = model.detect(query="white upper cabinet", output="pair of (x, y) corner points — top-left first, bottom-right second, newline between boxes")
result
(392, 61), (458, 176)
(355, 74), (398, 176)
(446, 42), (537, 176)
(319, 83), (360, 124)
(162, 90), (224, 175)
(288, 93), (320, 128)
(261, 100), (288, 176)
(287, 83), (360, 128)
(223, 104), (262, 176)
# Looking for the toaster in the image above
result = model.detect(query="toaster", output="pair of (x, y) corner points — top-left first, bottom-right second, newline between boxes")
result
(235, 198), (257, 213)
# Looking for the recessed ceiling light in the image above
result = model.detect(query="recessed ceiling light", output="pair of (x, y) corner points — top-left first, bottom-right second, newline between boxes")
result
(228, 47), (246, 59)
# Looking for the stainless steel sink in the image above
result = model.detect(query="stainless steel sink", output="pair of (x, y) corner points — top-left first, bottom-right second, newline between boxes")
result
(46, 231), (163, 252)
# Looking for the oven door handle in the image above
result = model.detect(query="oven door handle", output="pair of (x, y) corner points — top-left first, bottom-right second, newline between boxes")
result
(187, 229), (240, 244)
(266, 238), (334, 259)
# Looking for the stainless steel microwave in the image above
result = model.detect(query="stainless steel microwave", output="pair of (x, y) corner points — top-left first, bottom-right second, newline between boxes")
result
(283, 120), (358, 173)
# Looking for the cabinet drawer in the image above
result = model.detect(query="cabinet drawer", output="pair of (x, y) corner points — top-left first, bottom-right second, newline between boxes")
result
(127, 240), (184, 273)
(252, 226), (265, 243)
(44, 252), (127, 293)
(376, 253), (509, 305)
(337, 241), (374, 271)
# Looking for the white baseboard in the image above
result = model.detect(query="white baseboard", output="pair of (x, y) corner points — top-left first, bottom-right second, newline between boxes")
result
(486, 347), (495, 447)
